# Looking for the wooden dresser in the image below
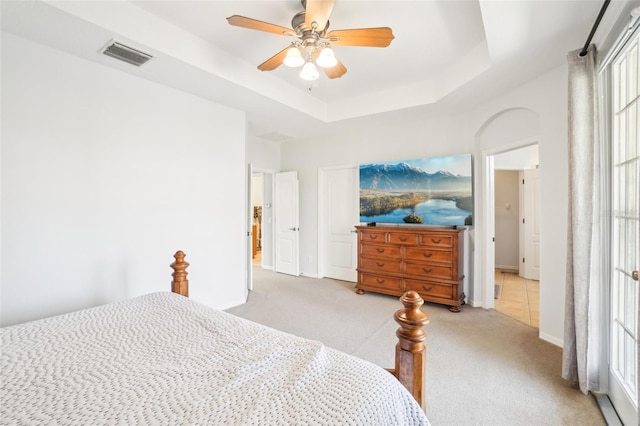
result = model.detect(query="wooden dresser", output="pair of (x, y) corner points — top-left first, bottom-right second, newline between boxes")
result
(356, 225), (465, 312)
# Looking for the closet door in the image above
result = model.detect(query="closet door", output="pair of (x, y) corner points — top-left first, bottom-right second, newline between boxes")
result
(320, 166), (358, 282)
(274, 171), (300, 276)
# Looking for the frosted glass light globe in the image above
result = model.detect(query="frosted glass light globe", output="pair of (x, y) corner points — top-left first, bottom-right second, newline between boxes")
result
(300, 61), (319, 81)
(316, 47), (337, 68)
(283, 47), (304, 67)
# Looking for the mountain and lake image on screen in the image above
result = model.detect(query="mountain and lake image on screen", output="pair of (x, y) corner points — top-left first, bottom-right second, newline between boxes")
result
(359, 154), (473, 226)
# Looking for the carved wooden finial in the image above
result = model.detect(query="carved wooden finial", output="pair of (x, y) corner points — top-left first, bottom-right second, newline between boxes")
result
(170, 250), (189, 297)
(395, 291), (430, 350)
(393, 291), (429, 411)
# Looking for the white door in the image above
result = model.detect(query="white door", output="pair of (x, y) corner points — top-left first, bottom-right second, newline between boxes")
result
(246, 164), (253, 292)
(320, 166), (358, 282)
(523, 168), (541, 280)
(609, 28), (639, 425)
(274, 171), (299, 276)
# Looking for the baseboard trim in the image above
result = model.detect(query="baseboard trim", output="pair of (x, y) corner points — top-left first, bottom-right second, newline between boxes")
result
(495, 264), (519, 272)
(539, 331), (563, 348)
(593, 393), (623, 426)
(300, 272), (319, 278)
(467, 298), (481, 307)
(217, 297), (248, 311)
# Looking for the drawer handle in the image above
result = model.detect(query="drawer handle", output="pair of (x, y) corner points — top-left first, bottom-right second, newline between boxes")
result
(422, 285), (433, 292)
(422, 268), (433, 273)
(376, 248), (385, 253)
(369, 235), (378, 239)
(431, 238), (441, 244)
(376, 278), (385, 284)
(399, 236), (408, 241)
(376, 262), (385, 267)
(422, 252), (433, 258)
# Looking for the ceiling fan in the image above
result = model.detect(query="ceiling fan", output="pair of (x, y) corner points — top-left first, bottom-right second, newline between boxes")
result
(227, 0), (394, 81)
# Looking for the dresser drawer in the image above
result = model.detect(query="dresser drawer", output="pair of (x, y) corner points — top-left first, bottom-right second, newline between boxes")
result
(405, 280), (453, 298)
(388, 232), (419, 245)
(356, 226), (465, 311)
(360, 257), (402, 274)
(420, 234), (453, 248)
(359, 273), (403, 292)
(361, 243), (401, 259)
(360, 230), (387, 243)
(405, 262), (453, 280)
(405, 247), (452, 263)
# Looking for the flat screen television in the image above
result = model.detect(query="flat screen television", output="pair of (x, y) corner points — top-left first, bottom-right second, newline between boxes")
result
(359, 154), (473, 226)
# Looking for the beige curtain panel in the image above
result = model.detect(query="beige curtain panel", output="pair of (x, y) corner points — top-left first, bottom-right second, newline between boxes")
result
(562, 45), (603, 395)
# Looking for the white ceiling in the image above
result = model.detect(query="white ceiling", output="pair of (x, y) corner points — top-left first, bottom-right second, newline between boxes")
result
(130, 1), (487, 102)
(0, 0), (624, 141)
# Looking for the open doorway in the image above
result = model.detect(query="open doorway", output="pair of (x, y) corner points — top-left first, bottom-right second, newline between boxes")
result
(251, 173), (264, 267)
(251, 171), (275, 271)
(492, 145), (540, 327)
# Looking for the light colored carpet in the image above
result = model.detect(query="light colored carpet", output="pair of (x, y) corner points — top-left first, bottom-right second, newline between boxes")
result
(227, 267), (604, 426)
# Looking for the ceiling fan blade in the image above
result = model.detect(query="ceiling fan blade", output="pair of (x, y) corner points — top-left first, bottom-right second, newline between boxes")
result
(227, 15), (294, 36)
(323, 59), (347, 79)
(257, 47), (290, 71)
(305, 0), (335, 31)
(327, 27), (395, 47)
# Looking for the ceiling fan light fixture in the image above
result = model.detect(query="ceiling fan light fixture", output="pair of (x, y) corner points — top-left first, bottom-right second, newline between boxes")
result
(316, 47), (337, 68)
(227, 4), (394, 81)
(300, 61), (319, 81)
(283, 47), (304, 67)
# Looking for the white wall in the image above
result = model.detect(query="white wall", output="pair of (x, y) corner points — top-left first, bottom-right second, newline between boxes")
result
(469, 65), (568, 346)
(247, 136), (281, 172)
(281, 64), (569, 346)
(280, 114), (471, 277)
(494, 144), (539, 170)
(1, 33), (247, 326)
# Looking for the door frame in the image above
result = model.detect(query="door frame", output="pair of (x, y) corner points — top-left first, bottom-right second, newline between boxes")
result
(318, 164), (359, 280)
(246, 163), (254, 295)
(482, 137), (540, 310)
(597, 20), (640, 423)
(253, 168), (277, 271)
(246, 166), (277, 293)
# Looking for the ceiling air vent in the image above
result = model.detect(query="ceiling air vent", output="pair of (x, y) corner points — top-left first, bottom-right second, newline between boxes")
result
(101, 41), (153, 67)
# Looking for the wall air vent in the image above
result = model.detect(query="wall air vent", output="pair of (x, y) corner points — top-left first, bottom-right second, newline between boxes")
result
(101, 41), (153, 67)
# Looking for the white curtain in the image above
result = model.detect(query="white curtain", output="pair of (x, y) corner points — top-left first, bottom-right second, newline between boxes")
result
(562, 45), (602, 394)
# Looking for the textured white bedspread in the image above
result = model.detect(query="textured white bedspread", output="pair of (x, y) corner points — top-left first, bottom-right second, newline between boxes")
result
(1, 292), (429, 425)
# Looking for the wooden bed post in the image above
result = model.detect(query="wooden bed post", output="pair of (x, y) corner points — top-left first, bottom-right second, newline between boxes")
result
(392, 291), (429, 411)
(170, 250), (189, 297)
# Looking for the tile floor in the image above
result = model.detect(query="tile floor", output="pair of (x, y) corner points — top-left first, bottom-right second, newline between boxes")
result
(494, 269), (540, 328)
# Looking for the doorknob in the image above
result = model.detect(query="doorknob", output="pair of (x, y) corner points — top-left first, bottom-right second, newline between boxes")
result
(633, 270), (639, 281)
(289, 227), (299, 231)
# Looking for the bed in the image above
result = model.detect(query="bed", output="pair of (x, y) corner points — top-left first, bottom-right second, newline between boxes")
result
(1, 251), (430, 425)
